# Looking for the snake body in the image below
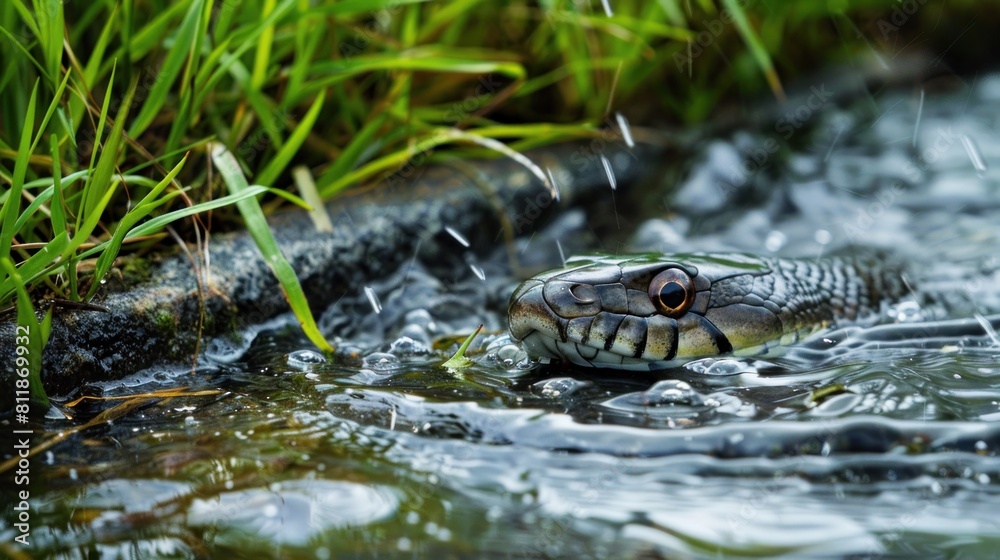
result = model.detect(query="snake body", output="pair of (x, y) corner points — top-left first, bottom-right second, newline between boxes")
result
(507, 252), (909, 370)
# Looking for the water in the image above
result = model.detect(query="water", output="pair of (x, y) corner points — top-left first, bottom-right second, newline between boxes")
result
(5, 76), (1000, 559)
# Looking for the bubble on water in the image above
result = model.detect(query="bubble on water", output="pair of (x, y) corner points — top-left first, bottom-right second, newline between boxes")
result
(204, 337), (250, 363)
(888, 300), (923, 323)
(764, 230), (787, 252)
(287, 349), (327, 369)
(685, 357), (755, 376)
(496, 343), (527, 366)
(642, 380), (705, 407)
(977, 473), (991, 484)
(975, 440), (988, 452)
(389, 336), (430, 357)
(532, 377), (591, 398)
(362, 352), (401, 373)
(349, 369), (387, 385)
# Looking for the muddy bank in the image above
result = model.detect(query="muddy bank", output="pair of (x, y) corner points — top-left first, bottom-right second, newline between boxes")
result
(0, 141), (667, 408)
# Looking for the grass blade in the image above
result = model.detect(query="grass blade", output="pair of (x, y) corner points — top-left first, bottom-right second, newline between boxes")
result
(80, 72), (135, 230)
(128, 0), (204, 138)
(85, 155), (188, 299)
(721, 0), (785, 101)
(255, 90), (325, 187)
(210, 143), (333, 352)
(1, 257), (50, 408)
(0, 79), (37, 261)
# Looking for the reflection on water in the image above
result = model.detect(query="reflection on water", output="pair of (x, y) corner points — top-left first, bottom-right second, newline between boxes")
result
(6, 77), (1000, 558)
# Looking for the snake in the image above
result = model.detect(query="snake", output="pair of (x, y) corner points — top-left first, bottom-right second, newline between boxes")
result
(507, 252), (911, 370)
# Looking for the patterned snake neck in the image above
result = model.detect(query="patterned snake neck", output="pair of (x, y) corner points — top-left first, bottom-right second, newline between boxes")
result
(507, 252), (909, 370)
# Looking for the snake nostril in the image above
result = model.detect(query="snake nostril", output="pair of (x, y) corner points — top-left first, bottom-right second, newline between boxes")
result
(569, 283), (598, 303)
(543, 281), (602, 317)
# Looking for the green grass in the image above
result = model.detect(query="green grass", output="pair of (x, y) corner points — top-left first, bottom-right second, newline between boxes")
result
(0, 0), (986, 402)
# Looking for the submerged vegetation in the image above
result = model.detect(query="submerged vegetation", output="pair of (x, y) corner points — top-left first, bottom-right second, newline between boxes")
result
(0, 0), (988, 400)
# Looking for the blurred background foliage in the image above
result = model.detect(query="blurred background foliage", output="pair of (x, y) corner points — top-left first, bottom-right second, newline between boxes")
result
(0, 0), (992, 309)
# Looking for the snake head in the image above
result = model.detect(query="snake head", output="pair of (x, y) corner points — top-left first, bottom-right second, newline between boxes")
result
(508, 253), (780, 370)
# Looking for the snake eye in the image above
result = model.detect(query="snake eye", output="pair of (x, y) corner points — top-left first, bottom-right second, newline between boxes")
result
(648, 268), (695, 318)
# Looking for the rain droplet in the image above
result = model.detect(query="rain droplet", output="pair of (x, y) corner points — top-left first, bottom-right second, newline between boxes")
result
(960, 134), (987, 178)
(556, 239), (566, 266)
(814, 229), (832, 245)
(764, 230), (787, 252)
(469, 263), (486, 281)
(615, 112), (634, 148)
(600, 154), (617, 190)
(544, 166), (561, 202)
(364, 286), (382, 314)
(600, 0), (613, 17)
(444, 226), (470, 247)
(912, 88), (924, 148)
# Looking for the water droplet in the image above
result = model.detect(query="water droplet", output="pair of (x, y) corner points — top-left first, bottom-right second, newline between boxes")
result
(960, 134), (988, 177)
(912, 88), (924, 147)
(444, 226), (470, 247)
(486, 505), (503, 522)
(615, 112), (634, 148)
(600, 154), (617, 190)
(469, 263), (486, 281)
(977, 473), (991, 484)
(544, 166), (561, 202)
(364, 286), (382, 314)
(975, 440), (988, 451)
(600, 0), (613, 17)
(764, 230), (787, 252)
(814, 229), (832, 245)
